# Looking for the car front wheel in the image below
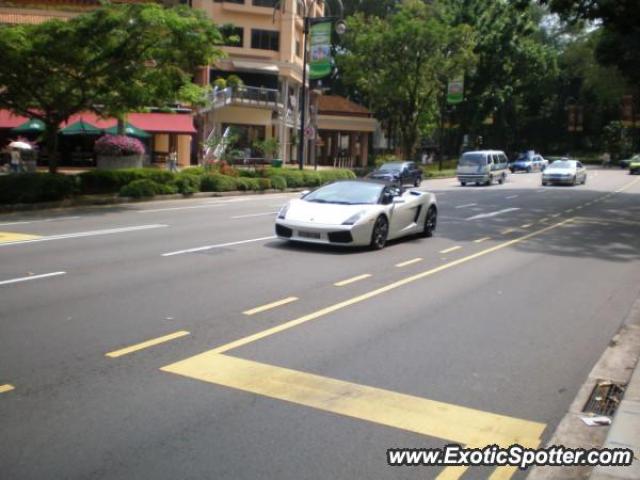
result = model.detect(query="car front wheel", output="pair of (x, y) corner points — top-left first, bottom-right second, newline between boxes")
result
(370, 215), (389, 250)
(423, 206), (437, 237)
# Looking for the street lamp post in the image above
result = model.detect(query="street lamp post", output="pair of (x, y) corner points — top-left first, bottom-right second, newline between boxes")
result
(285, 0), (345, 170)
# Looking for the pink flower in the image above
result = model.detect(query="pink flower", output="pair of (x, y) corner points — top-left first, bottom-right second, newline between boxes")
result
(94, 135), (145, 156)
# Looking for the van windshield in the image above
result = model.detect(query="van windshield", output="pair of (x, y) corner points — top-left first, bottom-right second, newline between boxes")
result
(459, 153), (486, 166)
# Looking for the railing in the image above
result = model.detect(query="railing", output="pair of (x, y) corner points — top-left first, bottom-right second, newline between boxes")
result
(202, 86), (281, 113)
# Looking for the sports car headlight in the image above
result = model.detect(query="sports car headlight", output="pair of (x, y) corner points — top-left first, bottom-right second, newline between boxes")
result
(277, 203), (290, 219)
(342, 211), (366, 225)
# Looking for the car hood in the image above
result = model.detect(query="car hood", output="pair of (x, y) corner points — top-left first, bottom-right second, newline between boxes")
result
(284, 199), (377, 225)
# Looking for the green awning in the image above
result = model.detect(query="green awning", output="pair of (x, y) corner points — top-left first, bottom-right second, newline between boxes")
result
(104, 123), (151, 139)
(12, 119), (45, 133)
(60, 119), (103, 136)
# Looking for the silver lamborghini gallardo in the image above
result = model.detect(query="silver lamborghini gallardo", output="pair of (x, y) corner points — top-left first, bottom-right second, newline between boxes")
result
(275, 180), (437, 249)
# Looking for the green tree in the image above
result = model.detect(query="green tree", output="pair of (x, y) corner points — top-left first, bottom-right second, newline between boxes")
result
(337, 0), (475, 158)
(0, 4), (223, 173)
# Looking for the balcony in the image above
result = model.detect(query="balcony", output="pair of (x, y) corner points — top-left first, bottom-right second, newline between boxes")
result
(202, 86), (281, 113)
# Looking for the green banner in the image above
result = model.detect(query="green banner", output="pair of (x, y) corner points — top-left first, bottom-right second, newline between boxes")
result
(447, 77), (464, 104)
(309, 21), (332, 80)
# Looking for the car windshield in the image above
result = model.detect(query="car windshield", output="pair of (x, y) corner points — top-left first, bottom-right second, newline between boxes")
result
(304, 181), (384, 205)
(458, 153), (486, 166)
(550, 161), (574, 169)
(378, 163), (402, 173)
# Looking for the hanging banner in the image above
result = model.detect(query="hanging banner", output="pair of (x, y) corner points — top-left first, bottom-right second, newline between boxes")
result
(447, 77), (464, 104)
(309, 20), (333, 80)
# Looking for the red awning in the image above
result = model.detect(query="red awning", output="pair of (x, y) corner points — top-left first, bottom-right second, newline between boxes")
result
(2, 110), (196, 135)
(0, 110), (29, 129)
(128, 113), (196, 134)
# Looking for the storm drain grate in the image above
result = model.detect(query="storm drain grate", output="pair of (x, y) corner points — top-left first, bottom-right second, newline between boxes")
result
(583, 381), (626, 417)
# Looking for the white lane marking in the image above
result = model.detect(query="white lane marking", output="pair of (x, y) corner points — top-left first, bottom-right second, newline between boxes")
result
(0, 225), (168, 248)
(466, 208), (520, 221)
(334, 274), (372, 287)
(505, 195), (518, 199)
(162, 236), (276, 257)
(440, 246), (462, 254)
(138, 204), (226, 213)
(537, 189), (546, 193)
(0, 271), (66, 286)
(0, 216), (81, 227)
(455, 203), (477, 209)
(474, 237), (491, 243)
(231, 211), (278, 219)
(395, 258), (423, 267)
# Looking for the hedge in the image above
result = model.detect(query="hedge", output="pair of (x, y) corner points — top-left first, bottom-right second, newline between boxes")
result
(200, 174), (238, 192)
(174, 173), (201, 195)
(0, 173), (77, 204)
(119, 179), (177, 198)
(79, 168), (176, 194)
(270, 175), (287, 190)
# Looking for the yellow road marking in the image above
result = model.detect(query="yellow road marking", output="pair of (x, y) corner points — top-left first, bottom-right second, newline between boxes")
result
(474, 237), (491, 243)
(436, 465), (470, 479)
(551, 213), (561, 218)
(489, 466), (520, 480)
(243, 296), (299, 316)
(520, 224), (532, 229)
(395, 257), (423, 267)
(440, 246), (461, 254)
(539, 218), (549, 223)
(204, 218), (573, 355)
(161, 353), (545, 448)
(334, 274), (371, 287)
(0, 384), (15, 394)
(615, 177), (640, 193)
(575, 206), (583, 210)
(566, 209), (574, 213)
(501, 228), (516, 235)
(0, 232), (41, 244)
(106, 330), (190, 358)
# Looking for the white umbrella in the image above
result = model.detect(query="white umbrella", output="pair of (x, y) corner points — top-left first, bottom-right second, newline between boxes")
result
(8, 141), (33, 150)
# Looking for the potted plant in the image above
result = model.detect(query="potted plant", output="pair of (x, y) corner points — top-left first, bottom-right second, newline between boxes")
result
(94, 135), (145, 169)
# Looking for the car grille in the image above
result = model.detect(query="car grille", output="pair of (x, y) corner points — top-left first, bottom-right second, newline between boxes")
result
(275, 224), (292, 238)
(328, 231), (353, 243)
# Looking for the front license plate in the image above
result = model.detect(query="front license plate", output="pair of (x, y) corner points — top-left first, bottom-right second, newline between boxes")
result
(298, 231), (321, 239)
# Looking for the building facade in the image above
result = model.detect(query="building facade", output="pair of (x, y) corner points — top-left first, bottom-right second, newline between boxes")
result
(194, 0), (324, 164)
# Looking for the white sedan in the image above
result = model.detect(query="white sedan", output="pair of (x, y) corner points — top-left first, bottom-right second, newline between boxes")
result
(542, 159), (587, 186)
(275, 180), (437, 249)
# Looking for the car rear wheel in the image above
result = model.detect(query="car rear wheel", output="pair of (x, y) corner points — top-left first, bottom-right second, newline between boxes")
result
(423, 206), (437, 237)
(460, 181), (466, 186)
(370, 215), (389, 250)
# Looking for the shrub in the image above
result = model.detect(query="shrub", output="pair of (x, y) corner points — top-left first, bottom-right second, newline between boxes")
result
(0, 173), (77, 204)
(238, 169), (259, 178)
(174, 173), (201, 195)
(318, 169), (356, 183)
(94, 135), (145, 156)
(234, 177), (254, 191)
(257, 178), (271, 190)
(219, 161), (239, 177)
(200, 174), (238, 192)
(78, 168), (175, 195)
(302, 171), (322, 186)
(120, 179), (161, 198)
(270, 175), (287, 190)
(374, 153), (402, 167)
(180, 166), (205, 176)
(265, 167), (305, 187)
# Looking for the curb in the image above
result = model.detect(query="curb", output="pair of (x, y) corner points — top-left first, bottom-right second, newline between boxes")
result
(528, 294), (640, 479)
(0, 188), (304, 215)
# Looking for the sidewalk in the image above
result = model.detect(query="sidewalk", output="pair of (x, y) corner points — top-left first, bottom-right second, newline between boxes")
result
(590, 297), (640, 479)
(529, 295), (640, 479)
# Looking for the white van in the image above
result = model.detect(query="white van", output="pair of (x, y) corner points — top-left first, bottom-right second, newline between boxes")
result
(456, 150), (510, 186)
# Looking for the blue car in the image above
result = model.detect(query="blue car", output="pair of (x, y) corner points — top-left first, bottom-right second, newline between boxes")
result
(509, 152), (548, 173)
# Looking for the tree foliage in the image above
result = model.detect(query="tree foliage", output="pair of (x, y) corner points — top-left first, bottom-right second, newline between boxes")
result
(0, 4), (223, 172)
(337, 0), (475, 158)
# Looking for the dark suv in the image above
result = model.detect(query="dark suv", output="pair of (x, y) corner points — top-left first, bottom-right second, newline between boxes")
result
(368, 161), (423, 187)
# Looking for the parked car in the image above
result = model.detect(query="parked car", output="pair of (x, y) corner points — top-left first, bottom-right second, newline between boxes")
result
(367, 161), (422, 187)
(509, 151), (548, 172)
(620, 154), (639, 169)
(541, 159), (587, 186)
(275, 179), (437, 250)
(456, 150), (509, 186)
(630, 158), (640, 175)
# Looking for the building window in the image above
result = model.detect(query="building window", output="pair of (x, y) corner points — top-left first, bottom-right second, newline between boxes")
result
(219, 25), (244, 47)
(295, 40), (301, 57)
(252, 0), (274, 7)
(251, 29), (279, 51)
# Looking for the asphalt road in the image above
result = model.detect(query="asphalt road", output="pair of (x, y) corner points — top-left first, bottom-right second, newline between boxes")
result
(1, 168), (639, 480)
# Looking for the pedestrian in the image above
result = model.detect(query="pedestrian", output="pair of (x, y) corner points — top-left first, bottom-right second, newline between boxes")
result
(10, 148), (21, 174)
(168, 150), (178, 172)
(601, 151), (611, 168)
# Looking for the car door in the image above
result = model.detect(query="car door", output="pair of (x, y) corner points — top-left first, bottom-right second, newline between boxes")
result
(576, 161), (586, 182)
(388, 188), (420, 237)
